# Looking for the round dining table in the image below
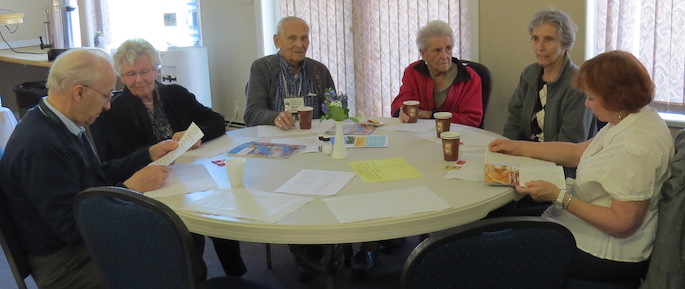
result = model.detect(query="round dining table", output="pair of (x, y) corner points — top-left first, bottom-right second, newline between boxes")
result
(156, 117), (515, 288)
(158, 118), (515, 244)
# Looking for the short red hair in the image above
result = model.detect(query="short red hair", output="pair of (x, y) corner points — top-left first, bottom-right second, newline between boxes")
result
(573, 50), (654, 113)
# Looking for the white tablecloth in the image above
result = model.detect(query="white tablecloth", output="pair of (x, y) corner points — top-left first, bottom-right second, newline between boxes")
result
(0, 107), (18, 150)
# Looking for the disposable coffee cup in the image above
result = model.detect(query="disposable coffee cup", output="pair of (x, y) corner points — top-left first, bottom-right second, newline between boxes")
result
(225, 158), (246, 187)
(403, 100), (420, 123)
(297, 106), (314, 129)
(440, 131), (461, 162)
(433, 112), (452, 138)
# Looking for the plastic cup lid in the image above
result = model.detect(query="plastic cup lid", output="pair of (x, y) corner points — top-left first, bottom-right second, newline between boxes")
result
(433, 112), (452, 119)
(440, 131), (461, 139)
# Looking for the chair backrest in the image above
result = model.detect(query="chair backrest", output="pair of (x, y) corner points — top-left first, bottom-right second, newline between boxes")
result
(73, 186), (201, 289)
(401, 216), (576, 289)
(640, 129), (685, 289)
(460, 60), (493, 128)
(0, 149), (30, 289)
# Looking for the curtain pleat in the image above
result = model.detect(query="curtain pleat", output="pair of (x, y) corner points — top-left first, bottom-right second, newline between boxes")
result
(596, 0), (685, 112)
(280, 0), (470, 118)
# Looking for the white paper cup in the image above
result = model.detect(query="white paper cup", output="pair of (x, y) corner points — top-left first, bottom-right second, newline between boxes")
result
(225, 158), (246, 187)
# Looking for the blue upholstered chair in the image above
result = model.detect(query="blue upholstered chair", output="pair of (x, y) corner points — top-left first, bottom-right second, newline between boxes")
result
(0, 148), (31, 289)
(73, 186), (274, 289)
(566, 278), (639, 289)
(401, 216), (575, 289)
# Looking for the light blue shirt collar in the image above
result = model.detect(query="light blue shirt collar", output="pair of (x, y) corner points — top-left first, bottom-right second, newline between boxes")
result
(42, 98), (85, 137)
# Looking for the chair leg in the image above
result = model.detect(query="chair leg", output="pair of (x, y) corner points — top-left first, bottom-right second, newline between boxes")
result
(344, 243), (353, 267)
(265, 243), (272, 269)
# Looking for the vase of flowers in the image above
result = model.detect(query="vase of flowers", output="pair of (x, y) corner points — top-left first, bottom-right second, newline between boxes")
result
(320, 88), (358, 159)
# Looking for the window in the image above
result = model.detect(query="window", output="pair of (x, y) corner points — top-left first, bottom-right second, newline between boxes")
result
(102, 0), (201, 51)
(589, 0), (685, 114)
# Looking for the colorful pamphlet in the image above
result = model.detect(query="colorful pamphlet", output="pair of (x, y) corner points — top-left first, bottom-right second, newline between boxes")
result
(484, 150), (565, 188)
(227, 142), (304, 159)
(331, 135), (389, 148)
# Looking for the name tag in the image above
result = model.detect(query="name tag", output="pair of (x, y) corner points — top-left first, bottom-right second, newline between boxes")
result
(284, 97), (305, 113)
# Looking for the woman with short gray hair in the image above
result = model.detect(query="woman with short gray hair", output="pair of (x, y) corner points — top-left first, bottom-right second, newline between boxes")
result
(497, 8), (597, 226)
(390, 20), (483, 127)
(363, 20), (483, 280)
(503, 7), (595, 148)
(415, 20), (454, 50)
(527, 8), (577, 50)
(104, 39), (247, 278)
(112, 38), (162, 76)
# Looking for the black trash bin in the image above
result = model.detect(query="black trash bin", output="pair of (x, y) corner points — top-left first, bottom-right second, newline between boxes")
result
(13, 81), (47, 119)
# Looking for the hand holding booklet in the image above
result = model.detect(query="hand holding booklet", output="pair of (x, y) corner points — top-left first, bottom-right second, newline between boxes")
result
(484, 150), (566, 189)
(150, 122), (204, 166)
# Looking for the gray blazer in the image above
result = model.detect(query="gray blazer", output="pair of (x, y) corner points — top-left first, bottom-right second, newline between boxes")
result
(640, 130), (685, 289)
(503, 54), (595, 143)
(244, 54), (336, 127)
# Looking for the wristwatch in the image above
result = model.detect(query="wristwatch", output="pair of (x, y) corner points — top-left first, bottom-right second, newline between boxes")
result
(554, 189), (566, 209)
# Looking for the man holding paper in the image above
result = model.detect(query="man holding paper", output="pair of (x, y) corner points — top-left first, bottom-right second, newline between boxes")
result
(244, 16), (336, 130)
(0, 48), (176, 289)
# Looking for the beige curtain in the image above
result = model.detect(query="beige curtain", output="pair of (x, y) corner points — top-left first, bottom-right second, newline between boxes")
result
(595, 0), (685, 113)
(280, 0), (471, 117)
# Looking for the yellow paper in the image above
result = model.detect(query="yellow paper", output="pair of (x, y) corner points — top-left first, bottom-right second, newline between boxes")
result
(349, 158), (423, 183)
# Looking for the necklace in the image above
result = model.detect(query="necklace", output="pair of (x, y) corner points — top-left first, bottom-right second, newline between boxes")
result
(142, 100), (153, 105)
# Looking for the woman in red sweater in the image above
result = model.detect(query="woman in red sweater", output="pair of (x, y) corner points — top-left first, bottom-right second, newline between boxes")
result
(390, 20), (483, 127)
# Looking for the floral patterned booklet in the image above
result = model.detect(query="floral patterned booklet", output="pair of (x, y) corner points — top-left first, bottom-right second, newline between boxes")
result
(484, 150), (565, 189)
(324, 122), (377, 135)
(227, 142), (304, 159)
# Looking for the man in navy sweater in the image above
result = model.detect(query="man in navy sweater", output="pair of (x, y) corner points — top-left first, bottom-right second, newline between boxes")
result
(0, 48), (177, 289)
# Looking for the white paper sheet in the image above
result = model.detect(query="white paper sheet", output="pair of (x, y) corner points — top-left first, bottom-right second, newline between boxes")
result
(323, 187), (451, 223)
(445, 152), (485, 182)
(379, 120), (434, 133)
(275, 169), (356, 196)
(150, 122), (204, 166)
(146, 163), (219, 198)
(256, 119), (334, 138)
(182, 188), (314, 223)
(182, 134), (257, 158)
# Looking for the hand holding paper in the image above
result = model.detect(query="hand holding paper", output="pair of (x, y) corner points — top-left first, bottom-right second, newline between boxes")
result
(150, 122), (204, 166)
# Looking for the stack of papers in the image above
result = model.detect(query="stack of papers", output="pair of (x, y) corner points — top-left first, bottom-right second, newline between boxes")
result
(182, 189), (313, 223)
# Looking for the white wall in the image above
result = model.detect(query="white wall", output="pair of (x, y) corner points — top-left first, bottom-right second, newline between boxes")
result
(0, 1), (45, 48)
(199, 0), (261, 123)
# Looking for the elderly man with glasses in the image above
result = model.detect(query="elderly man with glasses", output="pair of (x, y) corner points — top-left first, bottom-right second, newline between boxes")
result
(0, 48), (178, 289)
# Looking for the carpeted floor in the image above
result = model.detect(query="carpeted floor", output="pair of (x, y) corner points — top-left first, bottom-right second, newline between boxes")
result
(1, 236), (421, 289)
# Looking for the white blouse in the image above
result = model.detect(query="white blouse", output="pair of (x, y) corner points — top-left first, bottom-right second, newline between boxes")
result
(544, 106), (674, 262)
